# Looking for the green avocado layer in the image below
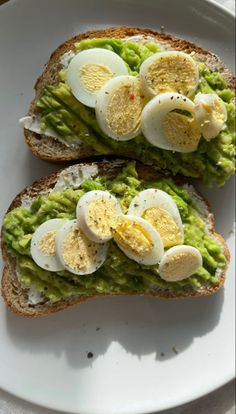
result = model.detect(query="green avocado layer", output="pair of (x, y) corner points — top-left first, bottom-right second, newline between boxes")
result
(36, 38), (236, 187)
(3, 162), (226, 303)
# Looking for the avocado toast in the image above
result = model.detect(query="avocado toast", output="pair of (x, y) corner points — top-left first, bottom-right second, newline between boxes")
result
(22, 27), (236, 187)
(1, 160), (230, 317)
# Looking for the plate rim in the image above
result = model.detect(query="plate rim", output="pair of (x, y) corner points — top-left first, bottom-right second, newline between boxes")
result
(0, 372), (235, 414)
(0, 0), (235, 16)
(0, 0), (235, 413)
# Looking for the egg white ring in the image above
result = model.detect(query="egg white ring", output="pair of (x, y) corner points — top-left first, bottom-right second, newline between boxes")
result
(159, 245), (203, 281)
(128, 188), (184, 241)
(30, 218), (66, 272)
(141, 92), (197, 152)
(114, 214), (164, 265)
(95, 75), (143, 141)
(76, 190), (122, 243)
(140, 51), (199, 97)
(55, 219), (108, 275)
(66, 48), (129, 108)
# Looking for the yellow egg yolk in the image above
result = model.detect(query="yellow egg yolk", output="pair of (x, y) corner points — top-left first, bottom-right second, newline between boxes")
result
(160, 251), (201, 281)
(146, 54), (197, 95)
(142, 207), (183, 247)
(163, 112), (201, 151)
(202, 100), (225, 122)
(106, 80), (146, 136)
(87, 197), (119, 238)
(38, 231), (57, 256)
(213, 99), (226, 122)
(80, 63), (113, 92)
(62, 225), (98, 272)
(114, 219), (153, 256)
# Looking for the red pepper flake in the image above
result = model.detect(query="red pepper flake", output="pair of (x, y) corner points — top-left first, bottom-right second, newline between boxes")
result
(129, 92), (136, 101)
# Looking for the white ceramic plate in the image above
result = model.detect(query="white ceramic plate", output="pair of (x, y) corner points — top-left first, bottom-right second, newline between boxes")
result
(0, 0), (235, 413)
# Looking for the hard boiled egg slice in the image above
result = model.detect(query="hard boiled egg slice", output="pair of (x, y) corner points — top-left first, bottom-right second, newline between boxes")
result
(113, 215), (164, 265)
(159, 245), (202, 282)
(140, 51), (199, 97)
(76, 190), (122, 243)
(67, 48), (129, 108)
(95, 75), (147, 141)
(194, 93), (227, 140)
(141, 92), (201, 152)
(56, 219), (107, 275)
(31, 218), (66, 271)
(128, 189), (184, 248)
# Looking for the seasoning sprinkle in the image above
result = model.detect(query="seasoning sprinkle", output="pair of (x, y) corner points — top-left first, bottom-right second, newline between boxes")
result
(87, 352), (94, 359)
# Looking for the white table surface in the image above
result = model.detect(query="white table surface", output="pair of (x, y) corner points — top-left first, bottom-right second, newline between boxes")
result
(0, 0), (235, 413)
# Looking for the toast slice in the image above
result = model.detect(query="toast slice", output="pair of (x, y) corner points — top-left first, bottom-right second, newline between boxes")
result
(23, 27), (235, 185)
(1, 160), (230, 317)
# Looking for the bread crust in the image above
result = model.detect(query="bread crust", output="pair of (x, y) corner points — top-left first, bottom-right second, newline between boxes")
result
(0, 160), (230, 317)
(24, 26), (236, 162)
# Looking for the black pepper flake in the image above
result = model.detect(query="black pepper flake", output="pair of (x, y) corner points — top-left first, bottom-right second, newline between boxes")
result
(96, 327), (101, 331)
(87, 352), (94, 359)
(171, 96), (174, 100)
(160, 352), (165, 357)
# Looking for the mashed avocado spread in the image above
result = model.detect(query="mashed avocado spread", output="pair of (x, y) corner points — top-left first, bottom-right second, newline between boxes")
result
(3, 162), (226, 303)
(36, 38), (236, 187)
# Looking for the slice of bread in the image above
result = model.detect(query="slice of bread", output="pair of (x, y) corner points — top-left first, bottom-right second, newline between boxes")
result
(24, 26), (235, 163)
(1, 160), (230, 317)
